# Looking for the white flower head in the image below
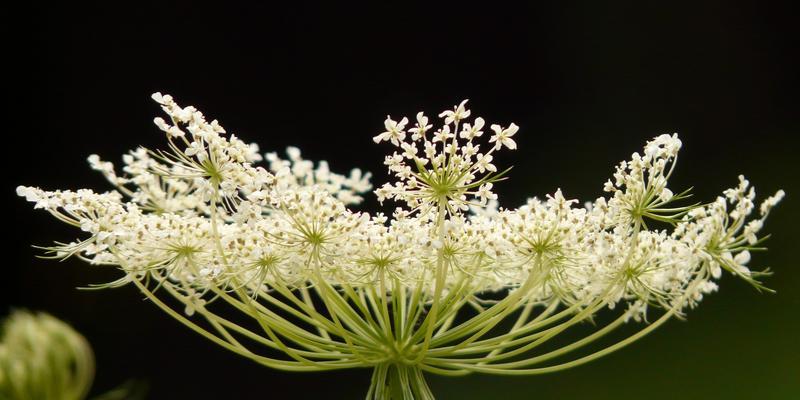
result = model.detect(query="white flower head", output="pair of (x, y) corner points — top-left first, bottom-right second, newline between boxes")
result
(18, 94), (784, 400)
(373, 102), (516, 216)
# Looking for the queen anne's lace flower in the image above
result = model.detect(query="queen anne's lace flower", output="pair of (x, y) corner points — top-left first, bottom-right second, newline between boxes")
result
(18, 95), (784, 400)
(374, 101), (516, 218)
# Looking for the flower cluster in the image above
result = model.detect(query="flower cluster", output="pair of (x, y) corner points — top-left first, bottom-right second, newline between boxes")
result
(374, 100), (516, 216)
(18, 95), (783, 399)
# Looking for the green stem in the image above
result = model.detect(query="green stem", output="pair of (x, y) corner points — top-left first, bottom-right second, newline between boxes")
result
(366, 364), (435, 400)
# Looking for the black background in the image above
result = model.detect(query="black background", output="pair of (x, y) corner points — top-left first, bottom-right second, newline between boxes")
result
(6, 2), (799, 399)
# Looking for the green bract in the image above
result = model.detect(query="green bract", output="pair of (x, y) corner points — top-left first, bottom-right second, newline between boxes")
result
(0, 311), (94, 400)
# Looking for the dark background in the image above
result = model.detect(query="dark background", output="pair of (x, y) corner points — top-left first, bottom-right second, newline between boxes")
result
(6, 2), (798, 399)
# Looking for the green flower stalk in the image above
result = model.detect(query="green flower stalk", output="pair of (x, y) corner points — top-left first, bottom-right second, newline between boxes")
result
(0, 311), (94, 400)
(18, 94), (784, 399)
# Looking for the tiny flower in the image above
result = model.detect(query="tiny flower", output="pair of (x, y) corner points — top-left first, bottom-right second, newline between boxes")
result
(432, 125), (453, 143)
(461, 141), (479, 157)
(439, 99), (471, 125)
(167, 126), (185, 137)
(153, 117), (170, 131)
(151, 92), (166, 104)
(474, 152), (496, 173)
(373, 115), (408, 146)
(409, 112), (432, 141)
(760, 189), (785, 216)
(489, 123), (518, 150)
(460, 117), (485, 140)
(476, 183), (497, 204)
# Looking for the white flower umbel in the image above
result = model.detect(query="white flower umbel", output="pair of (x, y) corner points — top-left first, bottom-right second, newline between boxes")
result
(19, 95), (784, 400)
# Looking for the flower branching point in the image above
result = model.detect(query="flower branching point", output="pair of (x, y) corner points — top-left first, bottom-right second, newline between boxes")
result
(18, 94), (784, 399)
